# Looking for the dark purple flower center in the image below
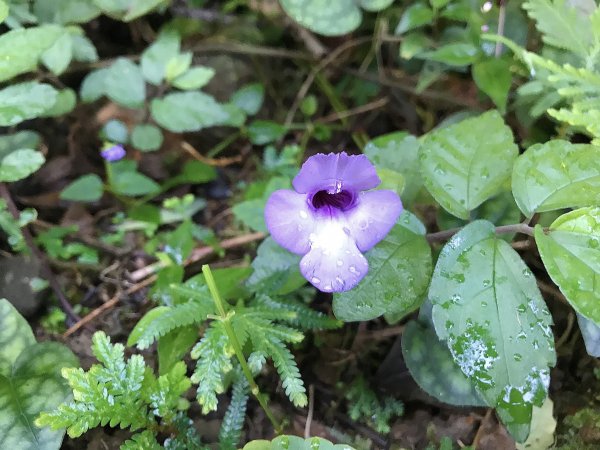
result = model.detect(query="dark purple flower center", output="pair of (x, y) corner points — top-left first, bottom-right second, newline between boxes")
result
(311, 189), (355, 210)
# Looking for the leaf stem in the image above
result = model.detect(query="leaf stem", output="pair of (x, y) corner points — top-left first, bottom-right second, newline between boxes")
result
(426, 222), (535, 243)
(202, 264), (282, 434)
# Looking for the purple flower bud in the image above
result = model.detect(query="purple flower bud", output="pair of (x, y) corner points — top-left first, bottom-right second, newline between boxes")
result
(101, 144), (126, 162)
(265, 152), (403, 293)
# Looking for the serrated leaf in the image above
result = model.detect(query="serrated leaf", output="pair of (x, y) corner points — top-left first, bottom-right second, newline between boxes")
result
(60, 174), (104, 202)
(403, 319), (485, 406)
(151, 91), (231, 132)
(535, 207), (600, 324)
(333, 212), (432, 323)
(0, 82), (58, 127)
(247, 238), (304, 295)
(279, 0), (362, 36)
(473, 58), (512, 113)
(219, 377), (249, 450)
(430, 220), (556, 442)
(420, 110), (518, 219)
(511, 140), (600, 218)
(0, 149), (45, 182)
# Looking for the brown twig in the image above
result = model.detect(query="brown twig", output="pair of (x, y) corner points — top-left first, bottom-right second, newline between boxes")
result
(0, 183), (81, 323)
(317, 97), (389, 124)
(304, 384), (315, 439)
(181, 141), (242, 167)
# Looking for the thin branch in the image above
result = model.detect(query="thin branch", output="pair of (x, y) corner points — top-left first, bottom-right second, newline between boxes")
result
(426, 223), (535, 243)
(0, 183), (80, 323)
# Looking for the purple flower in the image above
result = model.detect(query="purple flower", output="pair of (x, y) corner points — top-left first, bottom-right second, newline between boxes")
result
(101, 144), (126, 162)
(265, 152), (403, 293)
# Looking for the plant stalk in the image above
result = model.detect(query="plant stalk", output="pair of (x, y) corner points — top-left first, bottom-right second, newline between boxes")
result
(202, 264), (282, 433)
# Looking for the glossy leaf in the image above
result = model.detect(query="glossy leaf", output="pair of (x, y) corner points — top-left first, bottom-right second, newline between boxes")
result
(0, 82), (57, 127)
(472, 58), (512, 113)
(333, 212), (432, 323)
(577, 313), (600, 357)
(151, 91), (231, 132)
(279, 0), (362, 36)
(395, 3), (434, 35)
(418, 42), (479, 66)
(363, 131), (422, 204)
(420, 110), (518, 219)
(430, 221), (555, 442)
(402, 320), (486, 407)
(512, 140), (600, 218)
(60, 174), (104, 202)
(534, 207), (600, 324)
(0, 149), (45, 182)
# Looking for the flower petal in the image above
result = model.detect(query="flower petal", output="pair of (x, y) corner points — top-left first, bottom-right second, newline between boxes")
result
(264, 189), (315, 254)
(345, 190), (403, 252)
(293, 152), (380, 194)
(299, 216), (369, 292)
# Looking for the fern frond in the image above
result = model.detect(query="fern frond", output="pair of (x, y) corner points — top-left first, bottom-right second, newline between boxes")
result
(120, 431), (162, 450)
(191, 321), (234, 413)
(133, 300), (214, 350)
(147, 361), (192, 422)
(253, 295), (342, 330)
(218, 375), (249, 450)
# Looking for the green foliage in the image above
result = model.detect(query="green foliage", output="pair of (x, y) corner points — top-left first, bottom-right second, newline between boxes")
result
(333, 212), (432, 323)
(243, 435), (356, 449)
(429, 221), (556, 442)
(344, 376), (404, 433)
(0, 299), (78, 450)
(36, 332), (196, 448)
(0, 199), (36, 251)
(218, 376), (249, 450)
(60, 174), (104, 202)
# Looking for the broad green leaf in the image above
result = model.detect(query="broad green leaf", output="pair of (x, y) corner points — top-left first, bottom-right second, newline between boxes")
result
(0, 131), (41, 160)
(233, 177), (291, 232)
(40, 32), (72, 75)
(0, 1), (7, 24)
(60, 174), (104, 202)
(246, 238), (305, 295)
(151, 91), (231, 132)
(186, 267), (252, 301)
(402, 319), (485, 407)
(158, 325), (198, 375)
(80, 68), (108, 102)
(165, 52), (192, 81)
(140, 31), (180, 85)
(0, 25), (64, 83)
(363, 132), (422, 204)
(111, 171), (160, 197)
(516, 398), (556, 450)
(131, 124), (163, 152)
(420, 110), (518, 219)
(395, 3), (434, 35)
(172, 66), (215, 90)
(0, 82), (58, 126)
(534, 207), (600, 324)
(0, 299), (78, 450)
(333, 212), (432, 323)
(430, 221), (556, 442)
(523, 0), (593, 60)
(359, 0), (395, 11)
(40, 88), (77, 118)
(104, 58), (146, 108)
(0, 149), (45, 182)
(511, 140), (600, 218)
(472, 58), (512, 114)
(418, 42), (479, 66)
(100, 119), (128, 143)
(127, 306), (169, 347)
(71, 35), (98, 62)
(232, 83), (265, 116)
(33, 0), (100, 24)
(243, 435), (355, 449)
(93, 0), (166, 21)
(399, 31), (430, 59)
(247, 120), (287, 145)
(279, 0), (362, 36)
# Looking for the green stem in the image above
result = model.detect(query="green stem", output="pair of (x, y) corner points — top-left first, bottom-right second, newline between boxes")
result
(202, 264), (282, 433)
(206, 131), (241, 158)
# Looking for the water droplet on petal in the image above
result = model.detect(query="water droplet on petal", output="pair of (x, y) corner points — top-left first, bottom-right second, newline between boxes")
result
(349, 266), (361, 276)
(311, 277), (321, 285)
(336, 259), (343, 266)
(299, 210), (308, 219)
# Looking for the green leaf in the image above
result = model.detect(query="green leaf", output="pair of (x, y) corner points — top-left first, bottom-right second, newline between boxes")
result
(247, 238), (304, 295)
(104, 58), (146, 108)
(0, 149), (45, 182)
(110, 164), (160, 197)
(60, 174), (104, 202)
(158, 325), (198, 375)
(418, 42), (479, 66)
(80, 69), (108, 103)
(165, 52), (192, 81)
(516, 398), (556, 450)
(511, 140), (600, 218)
(151, 91), (231, 132)
(279, 0), (362, 36)
(71, 35), (98, 62)
(577, 313), (600, 357)
(429, 221), (556, 442)
(101, 119), (128, 143)
(243, 436), (356, 450)
(535, 207), (600, 324)
(0, 25), (64, 83)
(40, 88), (77, 118)
(140, 31), (180, 85)
(472, 58), (512, 114)
(232, 83), (265, 116)
(219, 377), (249, 450)
(93, 0), (166, 21)
(523, 0), (593, 59)
(33, 0), (100, 24)
(400, 31), (431, 59)
(403, 319), (486, 407)
(172, 66), (215, 90)
(0, 82), (58, 126)
(131, 124), (163, 152)
(0, 1), (7, 24)
(0, 299), (78, 450)
(363, 131), (422, 204)
(232, 176), (291, 232)
(333, 212), (432, 323)
(395, 3), (434, 35)
(247, 120), (287, 145)
(420, 110), (518, 219)
(40, 31), (72, 75)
